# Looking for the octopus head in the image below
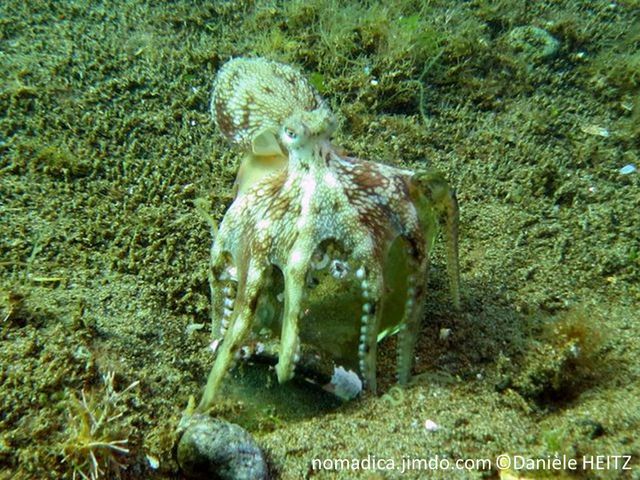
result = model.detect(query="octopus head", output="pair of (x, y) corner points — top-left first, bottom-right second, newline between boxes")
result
(281, 109), (336, 152)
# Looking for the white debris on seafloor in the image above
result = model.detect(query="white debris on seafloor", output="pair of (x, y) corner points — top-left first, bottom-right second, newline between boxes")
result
(580, 124), (610, 138)
(185, 323), (205, 336)
(424, 419), (440, 432)
(439, 328), (451, 341)
(146, 454), (160, 469)
(327, 366), (362, 400)
(619, 164), (637, 175)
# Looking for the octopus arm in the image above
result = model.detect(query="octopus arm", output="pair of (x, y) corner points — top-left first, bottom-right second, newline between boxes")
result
(198, 255), (268, 412)
(410, 170), (461, 309)
(275, 238), (314, 384)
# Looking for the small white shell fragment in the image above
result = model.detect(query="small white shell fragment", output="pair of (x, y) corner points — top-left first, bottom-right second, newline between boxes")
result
(619, 164), (636, 175)
(439, 328), (452, 341)
(424, 419), (440, 432)
(146, 454), (160, 469)
(209, 339), (220, 354)
(185, 323), (205, 335)
(581, 124), (610, 138)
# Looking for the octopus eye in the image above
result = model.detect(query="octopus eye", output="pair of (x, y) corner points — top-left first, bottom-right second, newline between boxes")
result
(284, 128), (297, 141)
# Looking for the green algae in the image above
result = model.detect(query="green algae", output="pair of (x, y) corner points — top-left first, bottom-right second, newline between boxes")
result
(1, 0), (639, 479)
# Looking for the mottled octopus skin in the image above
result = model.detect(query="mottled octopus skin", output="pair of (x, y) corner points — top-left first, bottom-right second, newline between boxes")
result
(211, 57), (329, 146)
(197, 110), (456, 410)
(211, 57), (333, 196)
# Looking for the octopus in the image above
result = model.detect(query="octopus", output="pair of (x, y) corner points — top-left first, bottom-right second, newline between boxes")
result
(211, 57), (332, 196)
(196, 58), (460, 412)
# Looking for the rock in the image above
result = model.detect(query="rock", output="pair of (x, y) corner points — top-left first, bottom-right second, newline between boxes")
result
(177, 414), (268, 480)
(505, 25), (560, 63)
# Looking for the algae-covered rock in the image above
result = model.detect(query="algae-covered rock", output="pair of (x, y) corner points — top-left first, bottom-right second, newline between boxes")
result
(177, 414), (268, 480)
(505, 307), (606, 406)
(504, 25), (560, 63)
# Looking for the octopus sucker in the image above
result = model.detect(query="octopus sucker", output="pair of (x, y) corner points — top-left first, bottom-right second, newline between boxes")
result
(194, 58), (461, 411)
(355, 266), (385, 392)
